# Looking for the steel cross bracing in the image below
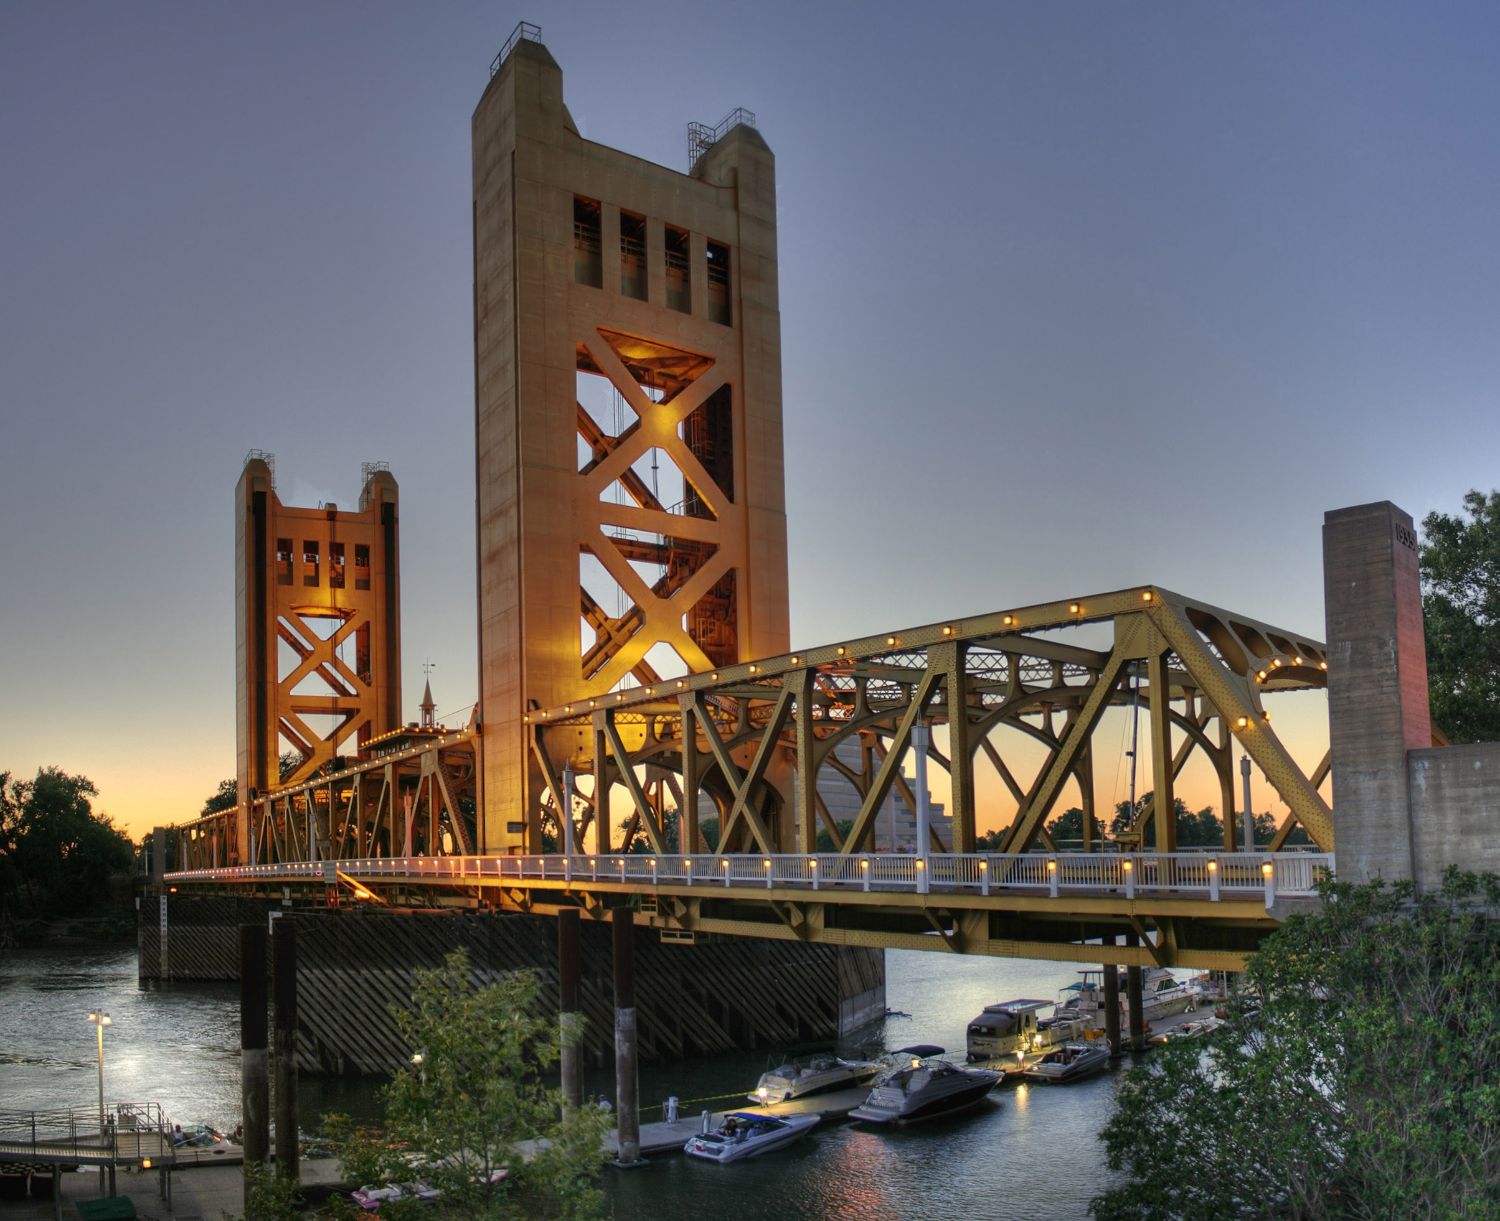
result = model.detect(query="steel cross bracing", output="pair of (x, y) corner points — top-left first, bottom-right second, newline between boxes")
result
(174, 725), (478, 871)
(527, 586), (1333, 862)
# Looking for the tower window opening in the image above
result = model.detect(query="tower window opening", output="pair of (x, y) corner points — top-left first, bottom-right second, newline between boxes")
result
(302, 540), (320, 587)
(706, 240), (731, 325)
(665, 225), (690, 313)
(573, 196), (602, 287)
(620, 210), (647, 300)
(275, 538), (293, 586)
(354, 543), (371, 591)
(329, 541), (346, 590)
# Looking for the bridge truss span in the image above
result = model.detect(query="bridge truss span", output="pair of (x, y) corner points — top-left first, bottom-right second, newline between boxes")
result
(529, 586), (1334, 863)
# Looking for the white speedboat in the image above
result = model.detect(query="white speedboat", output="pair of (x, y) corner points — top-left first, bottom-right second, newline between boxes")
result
(965, 998), (1092, 1062)
(1149, 1016), (1225, 1045)
(1053, 967), (1202, 1028)
(683, 1112), (818, 1163)
(848, 1045), (1000, 1125)
(1022, 1040), (1111, 1083)
(750, 1053), (881, 1104)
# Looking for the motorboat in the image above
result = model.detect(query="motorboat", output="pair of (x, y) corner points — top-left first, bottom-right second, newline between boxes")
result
(848, 1045), (1000, 1125)
(1053, 967), (1203, 1028)
(1148, 1016), (1225, 1045)
(1021, 1040), (1111, 1084)
(749, 1053), (881, 1103)
(352, 1181), (440, 1210)
(683, 1111), (818, 1163)
(965, 998), (1092, 1062)
(169, 1123), (241, 1157)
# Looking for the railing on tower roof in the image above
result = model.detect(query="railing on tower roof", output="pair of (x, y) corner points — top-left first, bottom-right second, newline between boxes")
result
(688, 108), (758, 172)
(492, 21), (542, 77)
(243, 449), (276, 487)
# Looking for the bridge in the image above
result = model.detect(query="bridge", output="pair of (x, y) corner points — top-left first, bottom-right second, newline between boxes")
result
(166, 585), (1335, 971)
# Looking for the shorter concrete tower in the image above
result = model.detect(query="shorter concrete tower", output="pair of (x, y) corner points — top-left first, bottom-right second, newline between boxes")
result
(236, 456), (401, 860)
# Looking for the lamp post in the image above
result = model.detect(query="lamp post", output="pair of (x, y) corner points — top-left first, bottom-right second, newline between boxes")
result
(87, 1011), (112, 1136)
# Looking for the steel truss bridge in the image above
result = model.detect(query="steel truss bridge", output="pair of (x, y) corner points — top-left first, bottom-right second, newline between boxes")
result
(169, 587), (1336, 969)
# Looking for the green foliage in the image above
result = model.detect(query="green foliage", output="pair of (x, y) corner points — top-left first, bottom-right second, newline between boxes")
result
(1092, 871), (1500, 1219)
(1420, 489), (1500, 743)
(815, 818), (854, 853)
(333, 949), (608, 1219)
(203, 777), (238, 816)
(0, 767), (133, 919)
(240, 1161), (303, 1221)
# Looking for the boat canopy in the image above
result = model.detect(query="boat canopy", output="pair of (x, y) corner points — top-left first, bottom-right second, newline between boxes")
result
(892, 1044), (945, 1058)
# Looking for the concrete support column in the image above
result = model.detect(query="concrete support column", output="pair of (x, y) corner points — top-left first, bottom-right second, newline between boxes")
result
(558, 908), (583, 1116)
(272, 918), (299, 1183)
(612, 909), (643, 1166)
(240, 923), (270, 1205)
(1323, 501), (1431, 881)
(1124, 932), (1145, 1052)
(1102, 950), (1122, 1058)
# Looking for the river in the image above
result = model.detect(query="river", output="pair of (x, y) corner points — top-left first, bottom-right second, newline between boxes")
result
(0, 943), (1137, 1219)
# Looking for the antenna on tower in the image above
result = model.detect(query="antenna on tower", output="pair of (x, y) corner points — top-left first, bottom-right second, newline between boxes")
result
(420, 661), (437, 730)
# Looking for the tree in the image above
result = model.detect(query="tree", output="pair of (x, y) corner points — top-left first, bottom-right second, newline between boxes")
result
(1420, 489), (1500, 743)
(332, 948), (608, 1219)
(1091, 870), (1500, 1219)
(1, 767), (133, 918)
(202, 778), (237, 816)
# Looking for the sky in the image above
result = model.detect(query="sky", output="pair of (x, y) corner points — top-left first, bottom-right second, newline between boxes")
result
(4, 1), (1500, 841)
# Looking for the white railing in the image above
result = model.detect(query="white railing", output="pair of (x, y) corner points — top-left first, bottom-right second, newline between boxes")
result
(165, 850), (1333, 905)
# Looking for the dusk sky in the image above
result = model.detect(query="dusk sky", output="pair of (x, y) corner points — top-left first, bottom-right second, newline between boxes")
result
(4, 2), (1499, 840)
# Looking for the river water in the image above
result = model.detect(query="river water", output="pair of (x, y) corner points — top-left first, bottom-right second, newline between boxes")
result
(0, 943), (1139, 1219)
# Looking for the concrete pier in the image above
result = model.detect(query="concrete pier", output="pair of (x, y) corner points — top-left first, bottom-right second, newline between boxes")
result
(1102, 956), (1122, 1057)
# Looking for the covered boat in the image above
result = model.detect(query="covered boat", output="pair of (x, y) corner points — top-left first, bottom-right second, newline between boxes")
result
(965, 998), (1092, 1062)
(683, 1111), (819, 1163)
(750, 1053), (881, 1103)
(849, 1046), (1000, 1125)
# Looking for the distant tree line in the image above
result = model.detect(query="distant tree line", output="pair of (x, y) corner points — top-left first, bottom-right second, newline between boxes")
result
(0, 767), (135, 921)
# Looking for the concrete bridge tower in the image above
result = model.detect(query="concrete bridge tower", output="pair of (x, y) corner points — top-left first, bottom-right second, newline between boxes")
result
(472, 29), (790, 851)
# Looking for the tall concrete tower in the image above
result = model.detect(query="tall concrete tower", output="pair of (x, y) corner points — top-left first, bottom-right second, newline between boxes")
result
(473, 28), (790, 851)
(236, 455), (401, 860)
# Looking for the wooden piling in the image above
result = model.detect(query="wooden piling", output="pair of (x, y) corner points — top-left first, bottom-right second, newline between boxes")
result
(558, 907), (583, 1115)
(1123, 931), (1145, 1051)
(240, 922), (270, 1205)
(612, 909), (643, 1166)
(1102, 950), (1122, 1057)
(273, 917), (299, 1182)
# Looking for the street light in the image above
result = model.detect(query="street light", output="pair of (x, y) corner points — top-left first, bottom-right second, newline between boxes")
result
(87, 1012), (112, 1135)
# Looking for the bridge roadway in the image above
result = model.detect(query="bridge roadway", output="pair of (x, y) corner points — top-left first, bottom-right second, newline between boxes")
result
(164, 849), (1332, 971)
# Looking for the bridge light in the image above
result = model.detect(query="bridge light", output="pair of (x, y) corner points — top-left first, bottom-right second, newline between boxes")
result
(1261, 862), (1274, 877)
(1003, 615), (1015, 627)
(523, 715), (530, 724)
(711, 672), (719, 680)
(1257, 671), (1267, 681)
(588, 700), (595, 707)
(1069, 603), (1081, 614)
(861, 858), (870, 871)
(763, 858), (771, 869)
(1141, 591), (1153, 603)
(978, 860), (987, 872)
(616, 693), (624, 701)
(1320, 660), (1328, 671)
(790, 655), (800, 664)
(941, 625), (953, 636)
(1294, 656), (1303, 666)
(720, 858), (728, 870)
(1121, 860), (1133, 872)
(1047, 859), (1057, 872)
(915, 859), (925, 870)
(836, 646), (846, 656)
(1236, 715), (1250, 729)
(1207, 860), (1218, 872)
(808, 857), (817, 868)
(647, 687), (656, 695)
(1261, 710), (1271, 723)
(1271, 659), (1282, 668)
(886, 636), (897, 646)
(564, 705), (572, 714)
